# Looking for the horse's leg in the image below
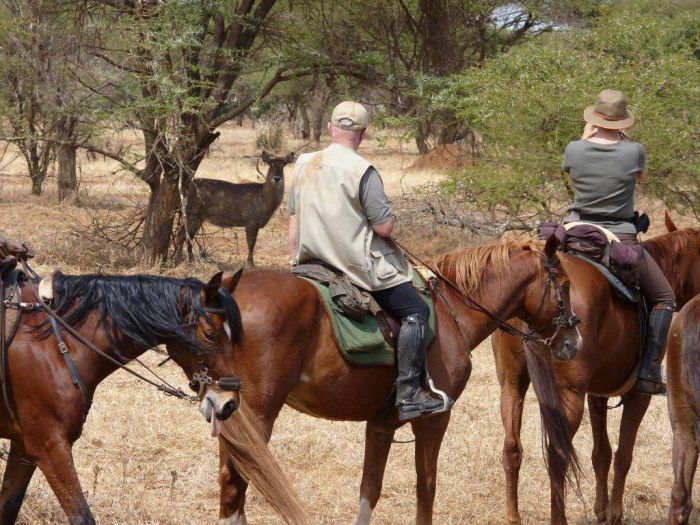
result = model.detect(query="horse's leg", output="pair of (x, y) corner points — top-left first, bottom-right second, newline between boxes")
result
(669, 428), (698, 524)
(550, 389), (585, 525)
(353, 421), (398, 525)
(244, 225), (259, 268)
(218, 439), (249, 525)
(607, 390), (651, 525)
(29, 438), (94, 525)
(411, 411), (451, 525)
(588, 394), (613, 523)
(494, 332), (530, 525)
(0, 440), (36, 525)
(218, 404), (281, 525)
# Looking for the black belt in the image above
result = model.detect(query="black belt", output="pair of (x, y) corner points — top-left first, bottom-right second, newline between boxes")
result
(578, 213), (635, 223)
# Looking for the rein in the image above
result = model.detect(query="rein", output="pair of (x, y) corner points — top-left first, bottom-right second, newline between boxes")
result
(393, 239), (579, 346)
(19, 261), (240, 406)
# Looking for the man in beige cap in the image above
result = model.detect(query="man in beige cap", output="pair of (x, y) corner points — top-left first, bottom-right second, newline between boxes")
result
(287, 100), (444, 420)
(563, 89), (673, 395)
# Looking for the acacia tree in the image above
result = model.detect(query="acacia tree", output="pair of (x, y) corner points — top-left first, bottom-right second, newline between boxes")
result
(78, 0), (318, 263)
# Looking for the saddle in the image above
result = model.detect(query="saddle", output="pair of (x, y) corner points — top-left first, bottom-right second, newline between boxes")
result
(539, 222), (641, 302)
(292, 262), (401, 347)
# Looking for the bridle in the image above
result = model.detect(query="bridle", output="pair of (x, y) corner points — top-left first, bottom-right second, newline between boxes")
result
(182, 301), (243, 397)
(520, 257), (580, 346)
(393, 239), (580, 348)
(16, 260), (241, 415)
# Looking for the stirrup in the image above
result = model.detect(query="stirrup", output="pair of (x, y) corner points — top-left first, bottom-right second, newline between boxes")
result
(635, 378), (667, 396)
(397, 394), (445, 422)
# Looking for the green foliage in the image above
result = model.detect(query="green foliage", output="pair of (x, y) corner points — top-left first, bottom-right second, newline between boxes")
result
(424, 0), (700, 219)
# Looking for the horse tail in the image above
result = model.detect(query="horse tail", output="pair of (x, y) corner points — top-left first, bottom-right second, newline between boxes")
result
(525, 344), (582, 500)
(219, 404), (308, 525)
(680, 301), (700, 442)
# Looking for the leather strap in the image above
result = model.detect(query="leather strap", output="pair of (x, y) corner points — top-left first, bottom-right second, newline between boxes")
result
(50, 316), (93, 421)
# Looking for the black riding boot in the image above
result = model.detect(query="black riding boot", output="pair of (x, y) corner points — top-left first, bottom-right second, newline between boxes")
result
(635, 303), (673, 395)
(395, 314), (444, 421)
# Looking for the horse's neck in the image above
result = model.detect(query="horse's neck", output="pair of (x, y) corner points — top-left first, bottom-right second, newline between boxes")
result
(442, 257), (535, 349)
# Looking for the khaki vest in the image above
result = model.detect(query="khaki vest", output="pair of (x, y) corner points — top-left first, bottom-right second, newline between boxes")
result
(292, 143), (413, 291)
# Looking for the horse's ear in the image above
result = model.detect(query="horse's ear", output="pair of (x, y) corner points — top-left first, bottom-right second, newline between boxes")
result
(261, 151), (271, 164)
(222, 268), (244, 292)
(544, 234), (559, 259)
(284, 151), (295, 164)
(664, 210), (678, 232)
(204, 271), (224, 303)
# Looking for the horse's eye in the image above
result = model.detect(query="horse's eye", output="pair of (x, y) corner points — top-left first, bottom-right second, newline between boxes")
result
(203, 330), (216, 342)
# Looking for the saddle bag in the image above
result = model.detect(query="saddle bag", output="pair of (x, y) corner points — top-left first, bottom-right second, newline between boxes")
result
(291, 262), (375, 321)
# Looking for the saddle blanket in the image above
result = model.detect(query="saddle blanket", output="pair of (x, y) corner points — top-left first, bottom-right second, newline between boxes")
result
(301, 272), (436, 366)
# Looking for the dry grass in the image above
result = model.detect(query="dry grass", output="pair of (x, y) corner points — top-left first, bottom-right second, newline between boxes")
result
(0, 123), (693, 524)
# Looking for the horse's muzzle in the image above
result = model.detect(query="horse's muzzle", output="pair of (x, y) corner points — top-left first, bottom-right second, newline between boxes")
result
(551, 333), (580, 361)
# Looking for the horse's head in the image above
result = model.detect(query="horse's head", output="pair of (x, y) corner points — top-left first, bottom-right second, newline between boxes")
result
(166, 270), (244, 435)
(520, 235), (581, 361)
(646, 211), (700, 307)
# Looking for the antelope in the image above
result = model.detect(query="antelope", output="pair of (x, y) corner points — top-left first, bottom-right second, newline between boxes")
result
(176, 151), (295, 266)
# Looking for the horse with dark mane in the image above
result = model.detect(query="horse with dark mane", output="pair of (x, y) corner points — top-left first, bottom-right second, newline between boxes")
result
(195, 237), (582, 524)
(0, 269), (303, 525)
(492, 213), (700, 525)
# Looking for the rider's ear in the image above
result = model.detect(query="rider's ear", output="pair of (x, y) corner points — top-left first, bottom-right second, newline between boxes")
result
(204, 271), (224, 304)
(664, 210), (678, 232)
(544, 234), (559, 259)
(222, 268), (244, 293)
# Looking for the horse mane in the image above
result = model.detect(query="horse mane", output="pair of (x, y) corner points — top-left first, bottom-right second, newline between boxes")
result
(44, 272), (236, 356)
(643, 228), (700, 294)
(430, 238), (545, 296)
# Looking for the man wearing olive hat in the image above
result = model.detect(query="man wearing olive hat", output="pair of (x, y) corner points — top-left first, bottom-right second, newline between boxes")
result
(287, 100), (444, 420)
(563, 89), (674, 395)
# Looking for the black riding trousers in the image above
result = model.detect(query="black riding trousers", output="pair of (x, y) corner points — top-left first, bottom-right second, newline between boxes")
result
(371, 281), (430, 322)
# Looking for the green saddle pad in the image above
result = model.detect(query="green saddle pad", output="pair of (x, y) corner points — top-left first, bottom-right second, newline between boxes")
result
(301, 272), (436, 366)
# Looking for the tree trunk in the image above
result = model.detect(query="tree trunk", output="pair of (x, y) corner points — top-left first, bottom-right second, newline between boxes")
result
(57, 116), (78, 202)
(415, 122), (431, 155)
(141, 171), (180, 263)
(298, 100), (310, 140)
(30, 175), (43, 195)
(57, 144), (77, 201)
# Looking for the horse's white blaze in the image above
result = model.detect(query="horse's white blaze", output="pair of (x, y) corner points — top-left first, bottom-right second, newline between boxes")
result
(224, 320), (232, 340)
(353, 497), (373, 525)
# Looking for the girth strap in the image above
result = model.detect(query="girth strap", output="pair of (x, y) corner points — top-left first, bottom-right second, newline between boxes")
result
(49, 316), (93, 421)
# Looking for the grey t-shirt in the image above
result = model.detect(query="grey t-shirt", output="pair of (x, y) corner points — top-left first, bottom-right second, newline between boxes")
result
(287, 166), (392, 225)
(563, 139), (646, 235)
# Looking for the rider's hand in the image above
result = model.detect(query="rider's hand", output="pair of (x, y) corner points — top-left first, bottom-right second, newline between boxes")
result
(0, 237), (34, 260)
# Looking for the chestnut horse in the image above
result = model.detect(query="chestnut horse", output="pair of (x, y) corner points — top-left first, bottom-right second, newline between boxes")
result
(493, 214), (700, 524)
(666, 294), (700, 524)
(0, 270), (249, 525)
(201, 237), (583, 525)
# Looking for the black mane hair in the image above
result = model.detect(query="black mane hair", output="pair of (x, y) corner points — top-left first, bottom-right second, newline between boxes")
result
(43, 272), (241, 356)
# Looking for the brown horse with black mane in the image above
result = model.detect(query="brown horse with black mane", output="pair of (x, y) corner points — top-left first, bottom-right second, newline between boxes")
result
(0, 269), (253, 525)
(493, 213), (700, 525)
(199, 237), (583, 525)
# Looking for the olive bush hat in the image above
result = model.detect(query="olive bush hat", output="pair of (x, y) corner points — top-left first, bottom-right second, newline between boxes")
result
(331, 101), (369, 131)
(583, 89), (635, 130)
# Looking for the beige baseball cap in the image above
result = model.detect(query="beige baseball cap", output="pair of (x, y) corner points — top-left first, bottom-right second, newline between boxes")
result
(331, 101), (369, 130)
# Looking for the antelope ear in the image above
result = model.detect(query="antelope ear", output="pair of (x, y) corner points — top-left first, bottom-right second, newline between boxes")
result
(204, 271), (224, 304)
(664, 210), (678, 232)
(261, 151), (271, 164)
(222, 268), (244, 293)
(544, 234), (559, 259)
(285, 151), (295, 164)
